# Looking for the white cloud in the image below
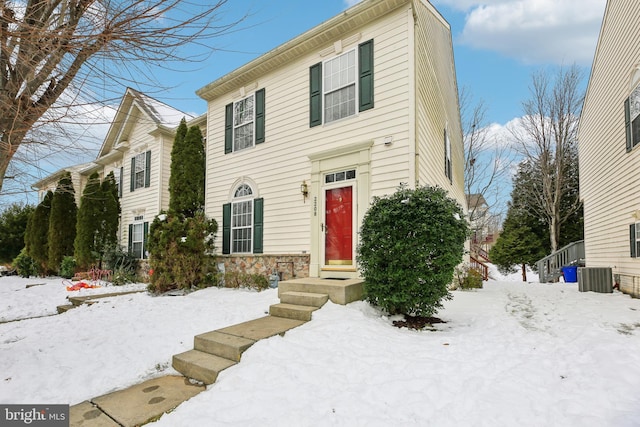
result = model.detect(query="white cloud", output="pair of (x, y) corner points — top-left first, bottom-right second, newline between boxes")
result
(435, 0), (606, 65)
(344, 0), (363, 8)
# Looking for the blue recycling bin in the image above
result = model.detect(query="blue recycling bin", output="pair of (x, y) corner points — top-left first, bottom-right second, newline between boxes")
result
(562, 266), (578, 283)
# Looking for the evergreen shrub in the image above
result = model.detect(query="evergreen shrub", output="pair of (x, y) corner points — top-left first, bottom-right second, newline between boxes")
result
(357, 184), (468, 317)
(59, 256), (76, 279)
(147, 211), (217, 293)
(102, 244), (138, 285)
(13, 248), (38, 278)
(455, 266), (484, 290)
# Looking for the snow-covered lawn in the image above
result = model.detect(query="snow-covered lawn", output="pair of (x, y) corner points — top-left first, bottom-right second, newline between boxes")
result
(1, 274), (640, 426)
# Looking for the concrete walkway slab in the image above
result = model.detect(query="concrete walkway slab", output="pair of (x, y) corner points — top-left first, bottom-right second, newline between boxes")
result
(69, 401), (119, 427)
(216, 315), (306, 341)
(91, 376), (204, 427)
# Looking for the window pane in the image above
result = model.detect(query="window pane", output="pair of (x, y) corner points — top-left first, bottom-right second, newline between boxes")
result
(633, 116), (640, 147)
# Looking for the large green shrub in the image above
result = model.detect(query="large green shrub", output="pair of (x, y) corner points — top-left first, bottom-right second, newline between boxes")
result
(357, 185), (468, 317)
(48, 172), (77, 273)
(147, 211), (217, 293)
(169, 120), (205, 217)
(25, 191), (53, 274)
(59, 256), (76, 279)
(74, 172), (102, 269)
(0, 202), (34, 264)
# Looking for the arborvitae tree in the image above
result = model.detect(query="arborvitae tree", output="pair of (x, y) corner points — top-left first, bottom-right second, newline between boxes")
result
(490, 210), (546, 282)
(169, 120), (205, 217)
(0, 203), (34, 264)
(74, 172), (103, 269)
(48, 172), (77, 273)
(99, 171), (121, 256)
(26, 191), (53, 274)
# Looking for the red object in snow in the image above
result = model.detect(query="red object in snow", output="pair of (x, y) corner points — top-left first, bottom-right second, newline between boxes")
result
(65, 281), (101, 291)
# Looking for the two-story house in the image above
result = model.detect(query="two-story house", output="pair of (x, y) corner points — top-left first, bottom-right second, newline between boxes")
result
(34, 88), (199, 261)
(578, 0), (640, 296)
(198, 0), (466, 280)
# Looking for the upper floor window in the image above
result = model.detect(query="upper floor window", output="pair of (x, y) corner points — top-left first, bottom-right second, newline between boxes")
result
(310, 39), (374, 127)
(626, 83), (640, 151)
(324, 50), (357, 123)
(225, 89), (266, 154)
(444, 128), (452, 182)
(233, 95), (255, 151)
(130, 151), (151, 191)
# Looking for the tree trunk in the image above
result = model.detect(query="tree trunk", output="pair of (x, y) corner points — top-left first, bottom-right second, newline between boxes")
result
(522, 263), (527, 282)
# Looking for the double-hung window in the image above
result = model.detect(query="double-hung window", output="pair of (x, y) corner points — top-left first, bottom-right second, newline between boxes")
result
(233, 95), (255, 152)
(310, 39), (374, 127)
(224, 89), (266, 154)
(129, 218), (148, 259)
(130, 151), (151, 191)
(625, 83), (640, 151)
(444, 128), (452, 182)
(324, 50), (357, 123)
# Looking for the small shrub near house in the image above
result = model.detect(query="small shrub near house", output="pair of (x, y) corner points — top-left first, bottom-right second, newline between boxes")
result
(146, 211), (217, 293)
(13, 248), (38, 278)
(102, 244), (139, 285)
(357, 184), (468, 317)
(222, 271), (269, 291)
(454, 266), (484, 290)
(59, 256), (76, 279)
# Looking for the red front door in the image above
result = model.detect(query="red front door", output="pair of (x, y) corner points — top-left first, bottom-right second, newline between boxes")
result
(325, 186), (353, 265)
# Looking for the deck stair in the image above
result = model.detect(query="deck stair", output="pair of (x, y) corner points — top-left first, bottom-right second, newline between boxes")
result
(535, 240), (585, 283)
(172, 283), (347, 385)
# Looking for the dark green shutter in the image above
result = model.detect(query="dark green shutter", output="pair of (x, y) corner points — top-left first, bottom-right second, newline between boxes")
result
(143, 222), (149, 258)
(309, 63), (322, 127)
(625, 98), (632, 152)
(222, 203), (231, 254)
(119, 167), (123, 198)
(225, 103), (233, 154)
(253, 198), (264, 254)
(358, 39), (374, 112)
(631, 224), (637, 258)
(255, 89), (265, 145)
(128, 224), (133, 255)
(130, 157), (135, 192)
(144, 150), (151, 188)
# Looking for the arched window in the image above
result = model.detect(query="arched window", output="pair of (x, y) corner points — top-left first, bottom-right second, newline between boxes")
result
(223, 182), (264, 255)
(231, 184), (254, 253)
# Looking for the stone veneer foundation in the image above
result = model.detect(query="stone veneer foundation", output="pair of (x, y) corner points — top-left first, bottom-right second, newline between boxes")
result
(216, 254), (310, 281)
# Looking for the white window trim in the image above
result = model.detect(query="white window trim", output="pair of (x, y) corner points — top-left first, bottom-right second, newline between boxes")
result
(231, 184), (254, 254)
(232, 93), (256, 152)
(131, 222), (145, 259)
(322, 48), (358, 124)
(133, 152), (146, 190)
(630, 82), (640, 148)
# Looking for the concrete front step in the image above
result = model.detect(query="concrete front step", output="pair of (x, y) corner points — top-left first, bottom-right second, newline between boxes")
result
(269, 303), (318, 321)
(278, 278), (364, 305)
(194, 331), (255, 362)
(172, 350), (237, 385)
(279, 291), (329, 307)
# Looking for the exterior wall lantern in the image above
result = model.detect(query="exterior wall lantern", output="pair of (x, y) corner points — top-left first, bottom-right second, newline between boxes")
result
(300, 181), (309, 201)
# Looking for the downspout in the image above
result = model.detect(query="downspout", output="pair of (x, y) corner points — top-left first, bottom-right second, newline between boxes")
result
(408, 3), (418, 188)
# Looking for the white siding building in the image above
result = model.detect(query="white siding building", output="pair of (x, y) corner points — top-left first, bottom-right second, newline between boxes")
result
(578, 0), (640, 296)
(199, 0), (465, 280)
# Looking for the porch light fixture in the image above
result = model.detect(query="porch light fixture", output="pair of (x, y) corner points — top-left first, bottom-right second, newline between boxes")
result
(300, 181), (309, 201)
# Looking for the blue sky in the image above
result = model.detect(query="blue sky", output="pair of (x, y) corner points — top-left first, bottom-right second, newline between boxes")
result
(153, 0), (607, 126)
(2, 0), (608, 206)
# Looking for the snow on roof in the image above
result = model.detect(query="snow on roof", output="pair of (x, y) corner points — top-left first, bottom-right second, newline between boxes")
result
(130, 89), (194, 128)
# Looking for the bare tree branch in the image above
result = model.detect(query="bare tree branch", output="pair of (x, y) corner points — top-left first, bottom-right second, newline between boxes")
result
(0, 0), (243, 194)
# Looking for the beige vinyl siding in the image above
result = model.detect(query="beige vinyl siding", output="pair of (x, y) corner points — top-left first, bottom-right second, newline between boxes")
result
(120, 119), (160, 251)
(205, 6), (413, 254)
(578, 0), (640, 279)
(414, 1), (466, 210)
